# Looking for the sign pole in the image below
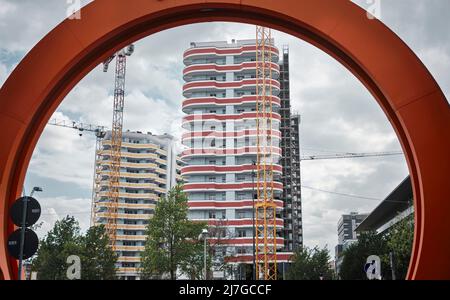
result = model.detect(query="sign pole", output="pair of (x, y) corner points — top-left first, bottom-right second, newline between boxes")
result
(17, 197), (28, 280)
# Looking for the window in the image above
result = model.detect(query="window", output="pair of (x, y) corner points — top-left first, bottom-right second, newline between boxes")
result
(236, 175), (246, 182)
(209, 211), (216, 219)
(237, 248), (246, 254)
(208, 176), (216, 182)
(237, 230), (247, 237)
(237, 192), (246, 200)
(122, 263), (136, 267)
(208, 159), (216, 165)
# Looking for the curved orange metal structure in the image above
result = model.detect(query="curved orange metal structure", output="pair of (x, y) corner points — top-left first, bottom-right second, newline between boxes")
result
(0, 0), (449, 280)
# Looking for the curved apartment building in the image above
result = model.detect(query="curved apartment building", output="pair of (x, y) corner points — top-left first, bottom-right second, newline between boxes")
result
(93, 131), (181, 280)
(181, 39), (289, 279)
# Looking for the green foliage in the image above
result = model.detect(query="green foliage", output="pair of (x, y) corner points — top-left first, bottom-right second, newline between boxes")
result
(339, 214), (414, 280)
(287, 246), (333, 280)
(32, 216), (82, 280)
(31, 216), (117, 280)
(339, 231), (391, 280)
(386, 214), (414, 279)
(80, 225), (118, 280)
(140, 184), (206, 280)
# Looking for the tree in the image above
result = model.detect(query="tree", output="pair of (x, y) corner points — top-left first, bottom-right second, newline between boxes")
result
(140, 184), (206, 280)
(79, 225), (118, 280)
(386, 214), (414, 279)
(339, 231), (391, 280)
(32, 216), (82, 280)
(204, 219), (235, 279)
(32, 216), (118, 280)
(287, 246), (333, 280)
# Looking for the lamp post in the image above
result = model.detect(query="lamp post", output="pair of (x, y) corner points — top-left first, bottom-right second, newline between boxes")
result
(30, 186), (43, 197)
(251, 161), (256, 280)
(199, 228), (209, 279)
(18, 186), (43, 280)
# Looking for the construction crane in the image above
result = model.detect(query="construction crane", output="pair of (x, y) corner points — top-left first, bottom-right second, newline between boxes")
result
(300, 151), (403, 161)
(48, 119), (107, 137)
(47, 119), (106, 226)
(255, 25), (278, 280)
(102, 44), (134, 249)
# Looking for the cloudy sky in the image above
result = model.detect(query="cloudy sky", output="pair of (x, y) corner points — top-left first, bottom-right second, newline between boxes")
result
(1, 1), (449, 257)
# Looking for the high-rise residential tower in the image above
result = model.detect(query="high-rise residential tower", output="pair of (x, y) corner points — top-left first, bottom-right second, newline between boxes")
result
(93, 131), (181, 280)
(181, 39), (291, 279)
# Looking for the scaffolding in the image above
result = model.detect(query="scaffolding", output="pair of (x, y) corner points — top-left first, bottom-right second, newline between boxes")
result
(278, 46), (303, 252)
(255, 26), (278, 280)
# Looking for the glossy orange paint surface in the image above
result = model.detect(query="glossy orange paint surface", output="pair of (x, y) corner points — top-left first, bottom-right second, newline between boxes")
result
(0, 0), (449, 279)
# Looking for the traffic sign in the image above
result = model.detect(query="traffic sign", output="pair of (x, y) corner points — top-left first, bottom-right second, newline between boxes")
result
(7, 228), (39, 260)
(10, 196), (41, 227)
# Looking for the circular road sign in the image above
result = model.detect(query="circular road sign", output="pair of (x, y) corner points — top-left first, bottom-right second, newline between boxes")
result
(7, 228), (39, 260)
(10, 196), (41, 227)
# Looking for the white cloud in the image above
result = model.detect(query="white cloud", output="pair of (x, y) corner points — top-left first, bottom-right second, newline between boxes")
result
(0, 62), (7, 86)
(35, 196), (91, 238)
(0, 0), (16, 16)
(29, 111), (96, 189)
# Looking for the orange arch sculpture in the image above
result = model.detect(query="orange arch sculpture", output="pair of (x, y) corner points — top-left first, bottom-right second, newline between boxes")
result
(0, 0), (449, 280)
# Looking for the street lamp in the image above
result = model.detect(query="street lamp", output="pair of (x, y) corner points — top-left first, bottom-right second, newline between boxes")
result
(199, 228), (209, 279)
(30, 186), (43, 197)
(251, 160), (256, 280)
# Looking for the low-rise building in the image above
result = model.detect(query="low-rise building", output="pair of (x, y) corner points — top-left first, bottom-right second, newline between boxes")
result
(356, 176), (413, 234)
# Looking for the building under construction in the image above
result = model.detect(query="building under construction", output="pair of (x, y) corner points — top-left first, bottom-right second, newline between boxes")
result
(278, 46), (303, 252)
(92, 131), (182, 280)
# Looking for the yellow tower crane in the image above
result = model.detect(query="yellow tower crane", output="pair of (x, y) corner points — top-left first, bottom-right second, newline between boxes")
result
(102, 44), (134, 250)
(255, 26), (278, 280)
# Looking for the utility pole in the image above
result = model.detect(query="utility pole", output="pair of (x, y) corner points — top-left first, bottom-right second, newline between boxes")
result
(200, 228), (208, 279)
(390, 251), (397, 280)
(251, 161), (256, 280)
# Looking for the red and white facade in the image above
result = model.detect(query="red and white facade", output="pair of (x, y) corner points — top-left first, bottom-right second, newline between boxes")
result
(181, 40), (287, 278)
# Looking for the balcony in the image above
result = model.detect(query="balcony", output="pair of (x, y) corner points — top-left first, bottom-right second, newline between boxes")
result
(183, 61), (280, 79)
(182, 78), (280, 97)
(183, 181), (283, 192)
(180, 145), (282, 159)
(180, 163), (282, 175)
(183, 44), (279, 65)
(182, 95), (280, 112)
